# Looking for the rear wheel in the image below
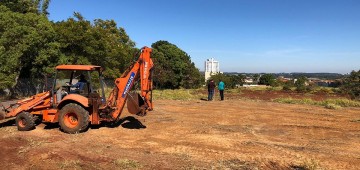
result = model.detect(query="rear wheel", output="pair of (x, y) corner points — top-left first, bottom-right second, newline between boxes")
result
(59, 103), (89, 134)
(16, 112), (35, 131)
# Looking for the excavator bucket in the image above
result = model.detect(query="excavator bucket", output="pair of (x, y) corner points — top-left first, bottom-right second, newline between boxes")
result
(127, 91), (146, 116)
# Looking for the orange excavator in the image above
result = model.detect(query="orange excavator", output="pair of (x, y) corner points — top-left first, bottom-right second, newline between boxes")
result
(0, 46), (154, 133)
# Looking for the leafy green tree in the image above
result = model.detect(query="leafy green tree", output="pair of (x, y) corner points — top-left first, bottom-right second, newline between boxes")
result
(228, 74), (245, 88)
(209, 74), (245, 89)
(151, 41), (202, 89)
(258, 74), (275, 86)
(295, 76), (308, 92)
(210, 73), (228, 88)
(252, 74), (260, 84)
(341, 70), (360, 100)
(0, 4), (60, 95)
(53, 13), (136, 78)
(0, 0), (50, 16)
(282, 80), (294, 91)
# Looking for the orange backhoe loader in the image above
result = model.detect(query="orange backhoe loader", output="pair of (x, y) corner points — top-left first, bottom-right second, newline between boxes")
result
(0, 46), (153, 133)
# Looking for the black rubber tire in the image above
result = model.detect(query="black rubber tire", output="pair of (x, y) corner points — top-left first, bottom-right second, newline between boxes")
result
(33, 115), (43, 125)
(15, 112), (36, 131)
(58, 103), (89, 134)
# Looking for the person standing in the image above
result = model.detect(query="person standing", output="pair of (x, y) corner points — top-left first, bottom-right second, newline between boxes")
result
(218, 80), (225, 101)
(207, 79), (215, 101)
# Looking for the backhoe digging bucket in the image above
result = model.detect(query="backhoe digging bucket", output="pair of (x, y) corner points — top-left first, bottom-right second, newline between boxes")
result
(127, 91), (146, 116)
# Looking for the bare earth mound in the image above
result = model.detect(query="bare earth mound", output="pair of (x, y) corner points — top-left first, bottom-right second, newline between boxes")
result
(0, 99), (359, 169)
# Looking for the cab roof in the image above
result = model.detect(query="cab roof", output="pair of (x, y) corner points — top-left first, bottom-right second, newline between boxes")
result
(56, 65), (102, 71)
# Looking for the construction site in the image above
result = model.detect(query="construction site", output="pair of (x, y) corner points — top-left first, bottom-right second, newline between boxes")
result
(0, 93), (359, 169)
(0, 1), (359, 169)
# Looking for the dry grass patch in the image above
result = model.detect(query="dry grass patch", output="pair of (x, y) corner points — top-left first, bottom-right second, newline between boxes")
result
(113, 159), (142, 169)
(59, 160), (83, 169)
(291, 159), (323, 170)
(273, 97), (360, 109)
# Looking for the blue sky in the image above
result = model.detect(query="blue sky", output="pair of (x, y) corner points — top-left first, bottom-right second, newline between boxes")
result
(49, 0), (360, 74)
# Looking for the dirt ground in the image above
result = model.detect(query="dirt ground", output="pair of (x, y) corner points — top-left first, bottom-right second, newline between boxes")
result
(0, 95), (360, 169)
(213, 89), (349, 101)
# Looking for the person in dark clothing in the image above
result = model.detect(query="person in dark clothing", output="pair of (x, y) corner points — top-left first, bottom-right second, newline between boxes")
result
(72, 74), (87, 90)
(70, 74), (88, 94)
(207, 79), (215, 101)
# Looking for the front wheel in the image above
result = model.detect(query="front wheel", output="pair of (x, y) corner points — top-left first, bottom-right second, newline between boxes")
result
(58, 103), (89, 134)
(16, 112), (35, 131)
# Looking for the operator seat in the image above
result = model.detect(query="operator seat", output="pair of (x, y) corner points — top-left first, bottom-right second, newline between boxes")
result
(79, 82), (90, 95)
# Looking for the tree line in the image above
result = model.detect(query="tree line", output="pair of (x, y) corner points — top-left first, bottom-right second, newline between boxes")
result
(209, 70), (360, 100)
(0, 0), (203, 97)
(1, 1), (358, 100)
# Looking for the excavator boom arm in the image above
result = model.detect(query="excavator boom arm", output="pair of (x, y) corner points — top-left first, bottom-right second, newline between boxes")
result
(106, 47), (153, 120)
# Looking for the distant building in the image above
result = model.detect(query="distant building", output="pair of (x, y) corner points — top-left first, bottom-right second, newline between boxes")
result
(204, 58), (220, 81)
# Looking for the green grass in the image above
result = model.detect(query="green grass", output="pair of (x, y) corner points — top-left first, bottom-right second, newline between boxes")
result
(310, 87), (336, 94)
(323, 98), (360, 107)
(103, 88), (204, 101)
(103, 88), (358, 109)
(273, 97), (360, 109)
(152, 89), (203, 100)
(241, 85), (340, 95)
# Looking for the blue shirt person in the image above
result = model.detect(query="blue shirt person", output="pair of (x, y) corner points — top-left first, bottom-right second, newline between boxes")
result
(218, 80), (225, 100)
(71, 74), (87, 92)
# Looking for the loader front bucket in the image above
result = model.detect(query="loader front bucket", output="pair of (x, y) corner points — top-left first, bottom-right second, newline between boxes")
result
(127, 91), (146, 116)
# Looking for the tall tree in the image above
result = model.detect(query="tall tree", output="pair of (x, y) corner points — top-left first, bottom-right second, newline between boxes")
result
(252, 74), (260, 84)
(258, 74), (275, 86)
(0, 4), (59, 94)
(53, 13), (136, 78)
(0, 0), (50, 16)
(151, 41), (202, 89)
(210, 74), (245, 89)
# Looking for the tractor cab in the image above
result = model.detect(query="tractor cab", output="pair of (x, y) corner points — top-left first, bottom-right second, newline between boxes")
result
(52, 65), (106, 105)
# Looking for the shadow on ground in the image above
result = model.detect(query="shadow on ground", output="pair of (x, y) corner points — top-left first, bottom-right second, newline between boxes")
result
(0, 116), (146, 132)
(0, 118), (15, 128)
(103, 116), (147, 129)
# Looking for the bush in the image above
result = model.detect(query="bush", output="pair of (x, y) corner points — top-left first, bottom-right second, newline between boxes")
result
(295, 76), (309, 92)
(259, 74), (276, 86)
(312, 87), (334, 94)
(282, 85), (291, 91)
(324, 103), (341, 109)
(341, 70), (360, 100)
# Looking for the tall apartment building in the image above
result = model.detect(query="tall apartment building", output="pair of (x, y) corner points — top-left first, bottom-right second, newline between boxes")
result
(204, 58), (220, 81)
